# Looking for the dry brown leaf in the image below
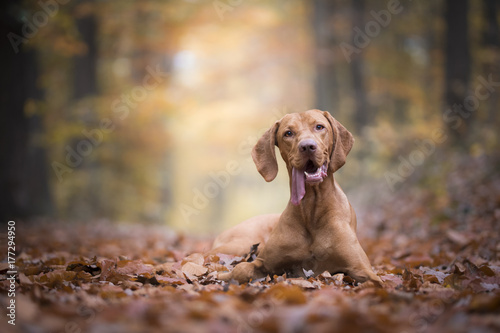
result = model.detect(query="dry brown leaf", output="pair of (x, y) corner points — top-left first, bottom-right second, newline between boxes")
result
(19, 273), (33, 285)
(155, 262), (175, 274)
(182, 262), (208, 277)
(38, 271), (77, 287)
(446, 229), (471, 247)
(0, 262), (10, 272)
(116, 260), (154, 276)
(265, 283), (307, 304)
(155, 275), (187, 285)
(182, 253), (205, 266)
(288, 278), (317, 289)
(98, 259), (116, 281)
(468, 293), (500, 312)
(207, 263), (229, 272)
(380, 274), (403, 288)
(99, 284), (127, 299)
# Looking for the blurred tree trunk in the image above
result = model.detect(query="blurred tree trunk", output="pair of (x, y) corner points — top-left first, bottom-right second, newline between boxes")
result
(0, 0), (53, 222)
(444, 0), (471, 146)
(74, 0), (98, 99)
(312, 0), (339, 114)
(351, 0), (369, 134)
(71, 0), (100, 218)
(482, 0), (499, 125)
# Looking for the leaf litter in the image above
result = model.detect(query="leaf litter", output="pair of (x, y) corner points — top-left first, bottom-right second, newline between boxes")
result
(1, 155), (499, 332)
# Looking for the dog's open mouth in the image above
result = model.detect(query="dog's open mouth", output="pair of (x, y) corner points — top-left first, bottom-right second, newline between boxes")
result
(304, 160), (328, 183)
(291, 161), (328, 206)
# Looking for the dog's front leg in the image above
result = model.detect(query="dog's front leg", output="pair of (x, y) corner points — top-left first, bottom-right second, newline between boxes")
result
(218, 259), (267, 283)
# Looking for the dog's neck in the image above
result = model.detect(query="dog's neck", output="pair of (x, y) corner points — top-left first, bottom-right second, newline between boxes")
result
(286, 171), (348, 228)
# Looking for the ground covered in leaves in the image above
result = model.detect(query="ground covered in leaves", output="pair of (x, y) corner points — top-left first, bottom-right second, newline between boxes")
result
(1, 154), (500, 333)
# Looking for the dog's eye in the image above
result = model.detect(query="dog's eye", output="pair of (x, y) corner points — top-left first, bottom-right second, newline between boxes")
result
(316, 124), (325, 130)
(284, 131), (293, 137)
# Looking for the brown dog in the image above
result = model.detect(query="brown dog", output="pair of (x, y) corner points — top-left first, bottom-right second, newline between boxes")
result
(211, 109), (381, 285)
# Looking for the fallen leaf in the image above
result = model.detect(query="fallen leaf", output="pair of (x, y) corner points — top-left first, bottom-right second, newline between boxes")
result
(116, 260), (154, 276)
(0, 262), (10, 272)
(155, 275), (187, 285)
(446, 229), (471, 247)
(288, 278), (317, 289)
(182, 262), (208, 277)
(182, 253), (205, 266)
(265, 284), (307, 304)
(19, 273), (33, 285)
(420, 267), (449, 284)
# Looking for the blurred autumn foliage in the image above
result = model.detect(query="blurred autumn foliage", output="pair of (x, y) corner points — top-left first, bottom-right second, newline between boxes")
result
(1, 0), (499, 233)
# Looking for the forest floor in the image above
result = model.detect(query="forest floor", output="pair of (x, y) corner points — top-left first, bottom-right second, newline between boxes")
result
(1, 153), (500, 333)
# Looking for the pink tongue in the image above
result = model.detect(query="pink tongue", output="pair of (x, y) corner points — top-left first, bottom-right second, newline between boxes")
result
(291, 167), (306, 205)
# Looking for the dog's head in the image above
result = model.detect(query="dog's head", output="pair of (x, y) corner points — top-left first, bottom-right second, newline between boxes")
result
(252, 109), (354, 205)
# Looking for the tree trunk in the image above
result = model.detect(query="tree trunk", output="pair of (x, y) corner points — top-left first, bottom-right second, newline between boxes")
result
(482, 0), (499, 124)
(73, 1), (98, 99)
(444, 0), (471, 146)
(0, 0), (53, 222)
(70, 0), (100, 219)
(312, 0), (339, 114)
(351, 0), (369, 134)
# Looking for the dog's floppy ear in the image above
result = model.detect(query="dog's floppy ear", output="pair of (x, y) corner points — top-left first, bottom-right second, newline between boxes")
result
(252, 121), (280, 182)
(323, 111), (354, 173)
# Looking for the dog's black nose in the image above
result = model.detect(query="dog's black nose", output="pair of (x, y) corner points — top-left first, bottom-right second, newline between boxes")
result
(299, 139), (317, 154)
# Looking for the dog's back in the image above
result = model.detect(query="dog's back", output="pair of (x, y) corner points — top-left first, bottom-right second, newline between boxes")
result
(210, 213), (280, 257)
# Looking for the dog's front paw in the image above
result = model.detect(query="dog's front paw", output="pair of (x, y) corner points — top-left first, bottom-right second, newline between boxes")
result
(218, 262), (265, 283)
(349, 269), (383, 287)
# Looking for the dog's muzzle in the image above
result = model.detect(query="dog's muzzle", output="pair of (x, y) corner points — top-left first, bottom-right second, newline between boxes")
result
(291, 162), (328, 205)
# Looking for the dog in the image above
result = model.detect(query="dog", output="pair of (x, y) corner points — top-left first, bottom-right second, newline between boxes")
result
(211, 109), (381, 285)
